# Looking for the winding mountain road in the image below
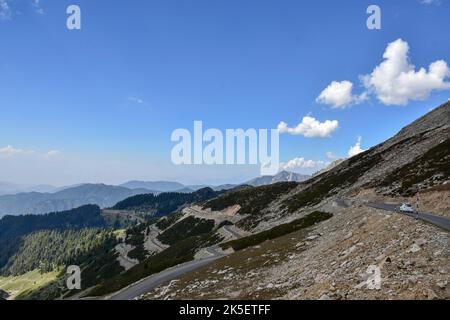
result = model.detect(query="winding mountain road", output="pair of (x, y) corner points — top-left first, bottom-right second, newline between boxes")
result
(222, 225), (244, 239)
(108, 253), (225, 300)
(108, 225), (243, 300)
(368, 202), (450, 231)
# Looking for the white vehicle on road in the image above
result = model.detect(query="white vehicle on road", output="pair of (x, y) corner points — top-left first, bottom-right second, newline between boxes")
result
(399, 203), (414, 213)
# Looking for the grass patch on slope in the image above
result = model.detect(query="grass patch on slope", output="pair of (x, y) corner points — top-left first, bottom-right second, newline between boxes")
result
(0, 269), (59, 300)
(220, 211), (333, 251)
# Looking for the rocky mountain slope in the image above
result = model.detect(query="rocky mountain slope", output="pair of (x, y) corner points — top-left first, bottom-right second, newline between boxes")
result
(143, 197), (449, 300)
(244, 171), (310, 187)
(313, 159), (345, 177)
(138, 101), (449, 300)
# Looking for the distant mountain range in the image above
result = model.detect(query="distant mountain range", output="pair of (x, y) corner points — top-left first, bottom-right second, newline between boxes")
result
(119, 181), (184, 193)
(0, 184), (150, 217)
(119, 181), (235, 193)
(0, 171), (311, 217)
(120, 171), (311, 193)
(244, 171), (310, 187)
(0, 182), (58, 196)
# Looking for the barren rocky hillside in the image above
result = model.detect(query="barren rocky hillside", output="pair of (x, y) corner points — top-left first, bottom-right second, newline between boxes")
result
(143, 195), (449, 300)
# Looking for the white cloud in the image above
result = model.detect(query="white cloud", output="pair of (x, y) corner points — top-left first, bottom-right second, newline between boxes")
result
(1, 0), (46, 20)
(0, 0), (11, 20)
(128, 96), (147, 105)
(348, 136), (366, 158)
(279, 157), (327, 172)
(44, 150), (62, 159)
(32, 0), (45, 15)
(0, 145), (35, 157)
(419, 0), (441, 5)
(316, 81), (353, 108)
(0, 145), (62, 159)
(362, 39), (450, 105)
(326, 151), (338, 160)
(317, 39), (450, 108)
(316, 81), (367, 108)
(278, 116), (339, 138)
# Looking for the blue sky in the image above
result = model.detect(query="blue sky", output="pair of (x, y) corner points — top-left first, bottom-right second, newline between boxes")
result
(0, 0), (449, 186)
